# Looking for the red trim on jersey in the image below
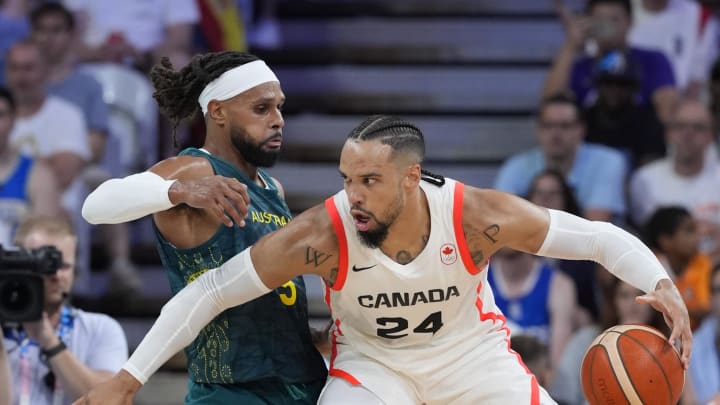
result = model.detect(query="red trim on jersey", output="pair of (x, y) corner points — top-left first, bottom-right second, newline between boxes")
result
(327, 319), (362, 385)
(453, 182), (483, 275)
(475, 280), (540, 404)
(700, 5), (712, 36)
(325, 197), (349, 290)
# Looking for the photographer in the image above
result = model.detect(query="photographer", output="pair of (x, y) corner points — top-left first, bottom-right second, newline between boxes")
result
(1, 216), (127, 405)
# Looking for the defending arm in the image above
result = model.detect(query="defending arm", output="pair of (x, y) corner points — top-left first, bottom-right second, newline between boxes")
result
(536, 209), (670, 293)
(123, 248), (270, 383)
(81, 172), (176, 224)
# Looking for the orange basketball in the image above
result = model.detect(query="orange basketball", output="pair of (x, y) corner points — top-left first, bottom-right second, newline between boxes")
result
(580, 324), (684, 405)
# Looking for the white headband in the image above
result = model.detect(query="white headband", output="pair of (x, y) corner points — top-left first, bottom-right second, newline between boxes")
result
(198, 60), (279, 115)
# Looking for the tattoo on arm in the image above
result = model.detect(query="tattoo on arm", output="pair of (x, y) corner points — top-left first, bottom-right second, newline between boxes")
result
(471, 250), (485, 265)
(396, 250), (412, 265)
(305, 246), (332, 267)
(482, 224), (500, 244)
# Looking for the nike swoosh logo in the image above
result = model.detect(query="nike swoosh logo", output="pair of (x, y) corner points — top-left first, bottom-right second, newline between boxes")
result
(352, 264), (377, 272)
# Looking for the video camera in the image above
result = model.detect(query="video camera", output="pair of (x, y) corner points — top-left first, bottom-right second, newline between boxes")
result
(0, 245), (63, 322)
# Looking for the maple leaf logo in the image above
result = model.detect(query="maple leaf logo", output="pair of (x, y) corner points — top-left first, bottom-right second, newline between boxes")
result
(440, 243), (457, 265)
(442, 246), (454, 255)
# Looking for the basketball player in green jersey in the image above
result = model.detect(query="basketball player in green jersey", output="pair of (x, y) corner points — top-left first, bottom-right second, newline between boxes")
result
(81, 52), (328, 404)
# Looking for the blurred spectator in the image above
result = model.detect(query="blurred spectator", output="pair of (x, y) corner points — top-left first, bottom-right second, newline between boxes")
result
(629, 99), (720, 263)
(0, 86), (61, 247)
(4, 40), (91, 292)
(494, 93), (628, 222)
(29, 2), (142, 297)
(487, 248), (577, 368)
(545, 0), (678, 123)
(549, 277), (667, 405)
(646, 206), (712, 328)
(0, 0), (30, 84)
(0, 215), (128, 405)
(510, 334), (551, 388)
(527, 169), (601, 326)
(629, 0), (717, 98)
(689, 264), (720, 405)
(583, 50), (666, 168)
(62, 0), (199, 70)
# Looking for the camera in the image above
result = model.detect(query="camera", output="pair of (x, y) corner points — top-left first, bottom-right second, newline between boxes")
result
(0, 244), (63, 322)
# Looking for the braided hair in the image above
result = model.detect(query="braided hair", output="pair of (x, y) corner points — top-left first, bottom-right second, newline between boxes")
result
(347, 115), (445, 186)
(149, 51), (259, 145)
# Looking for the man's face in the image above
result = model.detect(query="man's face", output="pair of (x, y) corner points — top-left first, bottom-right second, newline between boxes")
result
(528, 174), (566, 211)
(589, 3), (631, 51)
(20, 231), (76, 309)
(32, 13), (73, 63)
(5, 44), (47, 100)
(0, 98), (14, 149)
(614, 281), (652, 324)
(661, 216), (700, 261)
(221, 82), (285, 167)
(666, 102), (713, 165)
(339, 139), (408, 248)
(536, 103), (584, 161)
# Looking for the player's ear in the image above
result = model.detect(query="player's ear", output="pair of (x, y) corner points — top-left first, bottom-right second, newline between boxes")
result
(404, 163), (421, 187)
(207, 100), (226, 126)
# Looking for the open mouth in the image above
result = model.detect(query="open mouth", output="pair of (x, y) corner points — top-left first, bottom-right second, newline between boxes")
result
(351, 210), (372, 231)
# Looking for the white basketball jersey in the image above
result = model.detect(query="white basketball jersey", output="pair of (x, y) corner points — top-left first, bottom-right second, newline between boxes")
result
(324, 178), (514, 385)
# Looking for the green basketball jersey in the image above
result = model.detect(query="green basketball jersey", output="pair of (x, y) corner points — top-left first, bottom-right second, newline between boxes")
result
(154, 148), (327, 385)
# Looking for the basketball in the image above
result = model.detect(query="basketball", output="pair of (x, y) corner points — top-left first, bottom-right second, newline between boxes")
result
(580, 324), (684, 405)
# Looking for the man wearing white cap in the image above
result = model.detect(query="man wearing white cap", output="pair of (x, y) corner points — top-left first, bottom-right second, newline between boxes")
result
(80, 52), (328, 404)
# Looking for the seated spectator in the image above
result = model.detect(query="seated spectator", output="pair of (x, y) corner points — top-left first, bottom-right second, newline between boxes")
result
(545, 0), (678, 123)
(30, 2), (141, 296)
(62, 0), (199, 70)
(583, 50), (666, 168)
(0, 0), (30, 86)
(629, 99), (720, 264)
(689, 264), (720, 405)
(0, 215), (128, 404)
(0, 86), (61, 247)
(549, 277), (667, 405)
(629, 0), (717, 98)
(645, 206), (712, 328)
(510, 334), (551, 388)
(487, 248), (577, 368)
(527, 169), (601, 326)
(494, 93), (628, 222)
(4, 39), (92, 293)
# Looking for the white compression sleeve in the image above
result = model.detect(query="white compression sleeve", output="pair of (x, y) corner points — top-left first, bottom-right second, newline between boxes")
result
(123, 248), (271, 383)
(81, 171), (177, 224)
(536, 209), (670, 293)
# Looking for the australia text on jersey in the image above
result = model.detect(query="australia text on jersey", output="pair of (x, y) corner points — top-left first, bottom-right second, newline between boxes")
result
(250, 210), (289, 226)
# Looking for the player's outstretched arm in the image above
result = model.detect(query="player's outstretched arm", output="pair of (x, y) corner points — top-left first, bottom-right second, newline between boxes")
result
(81, 156), (250, 227)
(71, 204), (338, 405)
(462, 187), (692, 368)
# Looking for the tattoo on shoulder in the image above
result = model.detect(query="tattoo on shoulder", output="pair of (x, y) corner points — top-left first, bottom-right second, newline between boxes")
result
(325, 268), (338, 287)
(396, 250), (412, 265)
(305, 246), (332, 267)
(482, 224), (500, 244)
(471, 250), (485, 265)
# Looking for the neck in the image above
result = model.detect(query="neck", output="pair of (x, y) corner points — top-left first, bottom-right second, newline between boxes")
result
(47, 56), (74, 84)
(674, 156), (704, 177)
(381, 187), (430, 255)
(546, 154), (575, 175)
(666, 254), (691, 276)
(16, 96), (45, 118)
(44, 303), (64, 328)
(203, 132), (261, 185)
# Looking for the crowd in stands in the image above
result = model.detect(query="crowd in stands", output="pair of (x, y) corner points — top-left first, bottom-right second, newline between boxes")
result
(1, 0), (720, 404)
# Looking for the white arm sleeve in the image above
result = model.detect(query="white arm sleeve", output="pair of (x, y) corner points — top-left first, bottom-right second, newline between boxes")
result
(123, 248), (270, 383)
(536, 209), (670, 293)
(81, 171), (177, 224)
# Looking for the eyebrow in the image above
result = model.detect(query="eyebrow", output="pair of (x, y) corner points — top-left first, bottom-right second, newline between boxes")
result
(337, 170), (382, 178)
(252, 96), (285, 104)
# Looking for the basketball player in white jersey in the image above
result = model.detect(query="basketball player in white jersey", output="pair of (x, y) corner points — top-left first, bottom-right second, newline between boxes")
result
(74, 115), (691, 405)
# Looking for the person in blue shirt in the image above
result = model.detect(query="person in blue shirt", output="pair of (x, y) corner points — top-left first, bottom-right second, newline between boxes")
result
(494, 93), (627, 223)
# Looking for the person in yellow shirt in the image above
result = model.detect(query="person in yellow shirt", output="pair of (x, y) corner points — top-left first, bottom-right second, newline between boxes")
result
(646, 206), (712, 328)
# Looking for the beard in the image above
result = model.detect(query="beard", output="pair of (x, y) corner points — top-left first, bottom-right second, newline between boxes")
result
(355, 192), (403, 249)
(230, 125), (281, 167)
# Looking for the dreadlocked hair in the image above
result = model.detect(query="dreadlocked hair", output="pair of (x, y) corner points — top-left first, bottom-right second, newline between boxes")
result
(348, 115), (445, 186)
(149, 51), (260, 146)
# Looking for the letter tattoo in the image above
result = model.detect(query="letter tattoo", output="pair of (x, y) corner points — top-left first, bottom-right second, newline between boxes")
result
(482, 224), (500, 244)
(305, 246), (332, 267)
